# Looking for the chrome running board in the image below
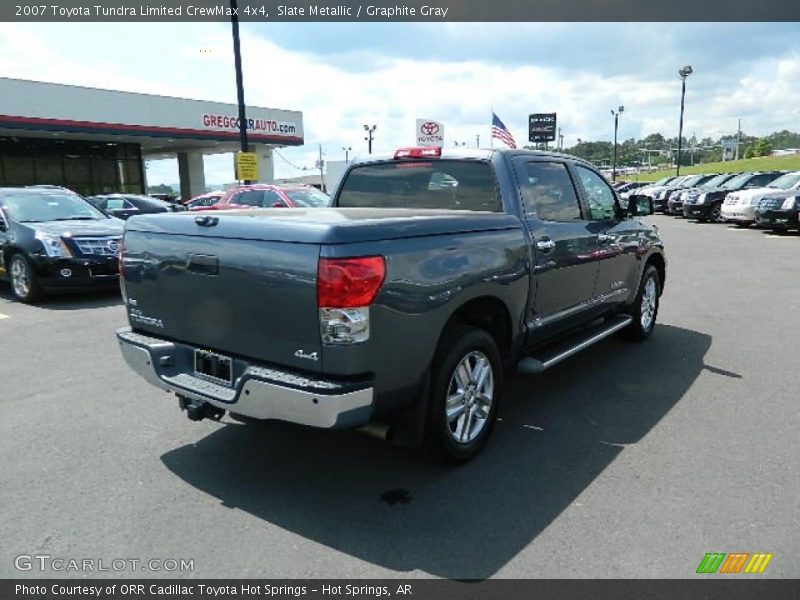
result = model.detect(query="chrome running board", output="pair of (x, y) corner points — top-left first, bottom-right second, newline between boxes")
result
(517, 314), (633, 375)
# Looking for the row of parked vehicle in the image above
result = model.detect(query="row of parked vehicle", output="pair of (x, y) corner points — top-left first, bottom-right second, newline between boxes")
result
(614, 170), (800, 231)
(184, 184), (331, 211)
(83, 183), (331, 221)
(0, 183), (331, 302)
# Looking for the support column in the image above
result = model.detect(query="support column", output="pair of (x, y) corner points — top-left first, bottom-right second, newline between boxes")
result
(177, 151), (206, 200)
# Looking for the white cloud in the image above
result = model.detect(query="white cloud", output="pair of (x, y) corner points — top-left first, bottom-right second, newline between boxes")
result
(1, 23), (799, 188)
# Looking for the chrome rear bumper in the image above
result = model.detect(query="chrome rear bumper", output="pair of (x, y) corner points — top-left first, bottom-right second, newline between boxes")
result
(116, 328), (373, 429)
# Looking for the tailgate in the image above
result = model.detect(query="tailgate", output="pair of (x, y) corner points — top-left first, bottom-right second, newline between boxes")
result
(122, 228), (322, 372)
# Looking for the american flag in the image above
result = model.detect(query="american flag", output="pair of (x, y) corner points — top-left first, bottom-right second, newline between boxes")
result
(491, 112), (517, 149)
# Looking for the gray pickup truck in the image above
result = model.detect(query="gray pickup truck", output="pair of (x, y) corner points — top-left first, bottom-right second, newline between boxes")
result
(117, 147), (665, 461)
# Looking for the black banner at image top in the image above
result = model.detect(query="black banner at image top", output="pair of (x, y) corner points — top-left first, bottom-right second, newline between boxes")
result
(4, 580), (800, 600)
(3, 0), (800, 21)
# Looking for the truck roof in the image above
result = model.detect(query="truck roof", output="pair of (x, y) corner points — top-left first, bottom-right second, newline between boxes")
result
(352, 147), (596, 168)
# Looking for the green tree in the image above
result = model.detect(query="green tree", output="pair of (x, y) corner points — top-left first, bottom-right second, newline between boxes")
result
(753, 139), (773, 157)
(147, 183), (175, 194)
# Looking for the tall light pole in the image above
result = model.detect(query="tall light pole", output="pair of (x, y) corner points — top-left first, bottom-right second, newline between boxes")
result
(676, 65), (693, 176)
(363, 124), (377, 154)
(342, 146), (352, 162)
(735, 117), (741, 161)
(611, 105), (624, 182)
(229, 0), (251, 183)
(316, 144), (326, 193)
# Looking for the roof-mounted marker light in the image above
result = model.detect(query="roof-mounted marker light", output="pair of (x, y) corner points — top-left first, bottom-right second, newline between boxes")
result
(394, 147), (442, 159)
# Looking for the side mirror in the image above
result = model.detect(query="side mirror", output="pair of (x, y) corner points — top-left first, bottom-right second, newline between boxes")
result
(628, 194), (654, 217)
(0, 219), (7, 232)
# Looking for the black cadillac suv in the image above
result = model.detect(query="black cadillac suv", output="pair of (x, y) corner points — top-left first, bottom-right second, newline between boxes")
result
(0, 187), (124, 302)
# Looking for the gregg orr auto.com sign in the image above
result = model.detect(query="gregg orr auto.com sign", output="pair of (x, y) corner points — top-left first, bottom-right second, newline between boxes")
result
(202, 114), (298, 135)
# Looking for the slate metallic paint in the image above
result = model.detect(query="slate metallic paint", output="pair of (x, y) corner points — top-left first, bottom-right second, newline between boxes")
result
(117, 149), (665, 431)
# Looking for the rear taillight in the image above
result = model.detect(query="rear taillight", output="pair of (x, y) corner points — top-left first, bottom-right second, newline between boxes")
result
(317, 256), (385, 308)
(317, 256), (386, 345)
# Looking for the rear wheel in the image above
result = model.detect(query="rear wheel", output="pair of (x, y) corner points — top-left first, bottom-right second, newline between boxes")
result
(425, 325), (503, 462)
(621, 265), (660, 341)
(9, 253), (44, 303)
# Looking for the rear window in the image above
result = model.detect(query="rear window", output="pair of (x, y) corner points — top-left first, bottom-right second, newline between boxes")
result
(337, 160), (500, 212)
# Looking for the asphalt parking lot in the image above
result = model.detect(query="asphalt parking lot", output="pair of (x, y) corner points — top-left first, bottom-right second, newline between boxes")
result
(1, 215), (798, 580)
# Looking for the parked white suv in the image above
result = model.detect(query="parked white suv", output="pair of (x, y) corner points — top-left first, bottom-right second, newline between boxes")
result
(720, 171), (798, 226)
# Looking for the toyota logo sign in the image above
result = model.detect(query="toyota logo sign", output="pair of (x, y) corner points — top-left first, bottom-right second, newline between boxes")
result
(416, 118), (445, 148)
(421, 122), (440, 136)
(107, 240), (120, 253)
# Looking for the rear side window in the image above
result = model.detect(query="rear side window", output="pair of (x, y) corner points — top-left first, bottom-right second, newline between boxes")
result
(261, 190), (283, 207)
(337, 160), (500, 212)
(520, 161), (582, 221)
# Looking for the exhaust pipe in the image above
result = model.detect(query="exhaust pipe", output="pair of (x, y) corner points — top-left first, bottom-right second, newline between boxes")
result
(357, 422), (393, 441)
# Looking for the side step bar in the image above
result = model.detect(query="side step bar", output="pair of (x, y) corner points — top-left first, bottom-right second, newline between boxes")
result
(517, 314), (633, 375)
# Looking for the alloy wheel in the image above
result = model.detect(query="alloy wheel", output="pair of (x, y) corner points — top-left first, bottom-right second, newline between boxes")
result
(445, 351), (494, 444)
(10, 257), (31, 299)
(640, 276), (657, 331)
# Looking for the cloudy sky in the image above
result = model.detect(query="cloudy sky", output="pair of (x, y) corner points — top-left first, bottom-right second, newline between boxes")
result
(1, 22), (799, 185)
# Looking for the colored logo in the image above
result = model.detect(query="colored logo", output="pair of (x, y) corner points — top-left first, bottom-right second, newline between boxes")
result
(420, 122), (440, 136)
(696, 552), (773, 574)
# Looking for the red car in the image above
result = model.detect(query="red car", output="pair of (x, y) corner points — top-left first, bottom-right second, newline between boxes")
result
(190, 184), (331, 211)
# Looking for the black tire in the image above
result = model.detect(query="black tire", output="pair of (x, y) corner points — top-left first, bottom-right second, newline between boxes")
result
(8, 253), (44, 303)
(708, 202), (722, 223)
(424, 325), (503, 463)
(620, 264), (660, 341)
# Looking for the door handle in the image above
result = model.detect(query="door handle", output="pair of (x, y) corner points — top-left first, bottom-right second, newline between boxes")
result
(535, 238), (556, 252)
(195, 215), (219, 227)
(597, 233), (614, 244)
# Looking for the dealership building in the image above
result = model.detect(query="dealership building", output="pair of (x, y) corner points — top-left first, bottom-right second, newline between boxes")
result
(0, 77), (304, 198)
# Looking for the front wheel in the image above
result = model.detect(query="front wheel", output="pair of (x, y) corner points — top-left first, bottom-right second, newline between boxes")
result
(621, 265), (660, 341)
(707, 202), (722, 223)
(425, 325), (503, 462)
(9, 253), (44, 303)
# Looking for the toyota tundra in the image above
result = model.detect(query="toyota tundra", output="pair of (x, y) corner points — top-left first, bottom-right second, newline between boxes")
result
(116, 148), (666, 461)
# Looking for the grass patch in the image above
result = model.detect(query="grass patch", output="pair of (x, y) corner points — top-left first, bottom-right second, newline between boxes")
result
(626, 154), (800, 182)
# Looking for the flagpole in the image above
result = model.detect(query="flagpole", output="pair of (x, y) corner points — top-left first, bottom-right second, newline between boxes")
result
(490, 109), (494, 149)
